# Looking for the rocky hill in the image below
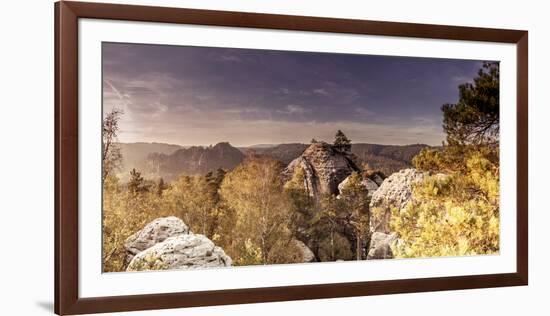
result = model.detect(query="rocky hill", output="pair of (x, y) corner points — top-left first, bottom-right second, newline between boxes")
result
(352, 143), (429, 175)
(116, 142), (183, 180)
(145, 142), (245, 181)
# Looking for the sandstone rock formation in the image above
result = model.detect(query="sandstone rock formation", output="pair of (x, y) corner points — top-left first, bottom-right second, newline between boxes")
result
(283, 142), (360, 199)
(367, 232), (398, 259)
(369, 168), (425, 233)
(124, 216), (189, 265)
(127, 234), (232, 271)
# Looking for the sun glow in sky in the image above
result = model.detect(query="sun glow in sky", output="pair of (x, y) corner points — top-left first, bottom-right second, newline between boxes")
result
(103, 42), (486, 146)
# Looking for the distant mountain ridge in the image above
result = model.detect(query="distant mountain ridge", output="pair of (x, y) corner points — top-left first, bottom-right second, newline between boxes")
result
(350, 143), (429, 175)
(241, 143), (308, 165)
(116, 141), (429, 182)
(145, 142), (245, 181)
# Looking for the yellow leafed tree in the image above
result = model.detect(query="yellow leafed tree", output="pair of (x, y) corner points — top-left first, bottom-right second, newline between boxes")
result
(220, 157), (302, 265)
(102, 174), (166, 272)
(391, 146), (499, 258)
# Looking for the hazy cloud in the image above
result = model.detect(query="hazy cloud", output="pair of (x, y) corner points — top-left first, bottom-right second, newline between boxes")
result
(102, 42), (487, 146)
(313, 88), (330, 96)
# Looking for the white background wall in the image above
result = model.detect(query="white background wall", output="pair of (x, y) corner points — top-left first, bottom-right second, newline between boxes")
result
(0, 0), (547, 315)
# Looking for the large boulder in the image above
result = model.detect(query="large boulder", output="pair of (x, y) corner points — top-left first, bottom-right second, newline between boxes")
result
(127, 234), (232, 271)
(293, 239), (316, 263)
(369, 169), (425, 233)
(367, 232), (398, 259)
(124, 216), (189, 264)
(283, 142), (360, 199)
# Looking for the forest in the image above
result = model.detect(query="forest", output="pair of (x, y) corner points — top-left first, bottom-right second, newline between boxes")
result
(102, 62), (500, 272)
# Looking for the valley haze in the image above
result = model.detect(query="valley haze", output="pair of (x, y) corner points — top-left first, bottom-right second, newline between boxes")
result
(116, 141), (430, 182)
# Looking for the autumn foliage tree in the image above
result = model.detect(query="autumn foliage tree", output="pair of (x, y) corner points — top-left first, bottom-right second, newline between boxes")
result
(163, 174), (220, 237)
(339, 172), (371, 260)
(103, 169), (166, 271)
(393, 150), (499, 257)
(284, 166), (317, 245)
(220, 157), (301, 265)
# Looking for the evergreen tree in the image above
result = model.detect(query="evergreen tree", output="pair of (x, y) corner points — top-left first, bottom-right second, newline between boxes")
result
(333, 130), (351, 152)
(442, 61), (499, 145)
(213, 168), (227, 187)
(284, 166), (317, 255)
(128, 168), (148, 194)
(156, 177), (167, 196)
(311, 194), (353, 261)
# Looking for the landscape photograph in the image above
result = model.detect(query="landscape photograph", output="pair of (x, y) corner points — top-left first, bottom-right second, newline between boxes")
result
(101, 42), (500, 273)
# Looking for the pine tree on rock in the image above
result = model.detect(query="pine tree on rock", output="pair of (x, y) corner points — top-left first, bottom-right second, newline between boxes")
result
(333, 130), (351, 153)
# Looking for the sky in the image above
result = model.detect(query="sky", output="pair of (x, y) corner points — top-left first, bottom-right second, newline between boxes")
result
(102, 42), (486, 147)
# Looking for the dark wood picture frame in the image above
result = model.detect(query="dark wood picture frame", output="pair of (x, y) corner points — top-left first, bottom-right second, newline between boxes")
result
(55, 1), (528, 315)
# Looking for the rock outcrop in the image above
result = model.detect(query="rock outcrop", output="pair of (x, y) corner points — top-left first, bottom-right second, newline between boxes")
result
(124, 216), (231, 271)
(367, 232), (398, 259)
(283, 142), (360, 198)
(369, 168), (425, 233)
(124, 216), (189, 264)
(127, 234), (232, 271)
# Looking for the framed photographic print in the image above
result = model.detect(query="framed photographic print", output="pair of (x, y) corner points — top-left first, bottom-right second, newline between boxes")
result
(55, 1), (528, 315)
